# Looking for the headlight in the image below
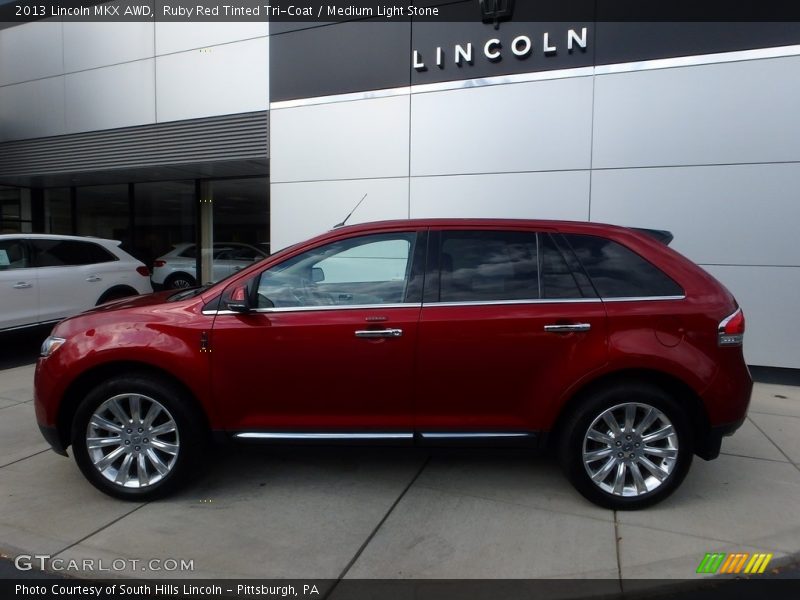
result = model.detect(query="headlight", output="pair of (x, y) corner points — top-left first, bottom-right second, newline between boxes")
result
(40, 336), (66, 358)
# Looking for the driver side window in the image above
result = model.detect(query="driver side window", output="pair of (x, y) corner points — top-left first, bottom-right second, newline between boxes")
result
(256, 232), (416, 309)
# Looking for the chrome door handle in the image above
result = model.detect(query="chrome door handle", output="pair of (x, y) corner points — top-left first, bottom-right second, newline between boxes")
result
(544, 323), (591, 333)
(13, 282), (32, 289)
(86, 275), (102, 282)
(355, 328), (403, 339)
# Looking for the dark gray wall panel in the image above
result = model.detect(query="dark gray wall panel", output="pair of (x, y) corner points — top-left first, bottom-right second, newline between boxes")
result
(595, 22), (800, 66)
(270, 12), (800, 102)
(270, 21), (411, 102)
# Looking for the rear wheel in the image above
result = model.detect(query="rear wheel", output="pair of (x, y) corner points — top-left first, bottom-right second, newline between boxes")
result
(559, 383), (693, 510)
(71, 375), (206, 500)
(164, 273), (196, 289)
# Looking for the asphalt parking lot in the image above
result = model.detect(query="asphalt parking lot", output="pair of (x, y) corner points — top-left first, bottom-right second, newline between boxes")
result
(1, 336), (799, 586)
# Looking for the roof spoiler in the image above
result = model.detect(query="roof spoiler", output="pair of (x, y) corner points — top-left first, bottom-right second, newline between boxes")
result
(632, 228), (674, 246)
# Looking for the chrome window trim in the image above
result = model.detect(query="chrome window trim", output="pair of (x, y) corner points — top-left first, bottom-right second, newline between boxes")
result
(425, 298), (602, 308)
(269, 45), (800, 110)
(420, 432), (531, 439)
(203, 302), (421, 316)
(235, 432), (413, 440)
(601, 295), (686, 303)
(204, 295), (686, 315)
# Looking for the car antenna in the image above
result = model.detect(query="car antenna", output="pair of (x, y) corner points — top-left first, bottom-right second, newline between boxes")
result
(334, 193), (368, 228)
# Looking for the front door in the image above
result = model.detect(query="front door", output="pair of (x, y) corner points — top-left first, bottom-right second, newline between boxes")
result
(210, 230), (426, 433)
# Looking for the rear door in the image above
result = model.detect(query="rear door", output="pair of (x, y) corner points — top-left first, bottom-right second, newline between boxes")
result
(31, 239), (118, 320)
(0, 238), (38, 329)
(414, 227), (608, 436)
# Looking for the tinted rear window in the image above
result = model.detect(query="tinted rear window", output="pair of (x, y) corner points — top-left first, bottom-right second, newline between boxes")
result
(439, 230), (539, 302)
(563, 234), (683, 298)
(32, 239), (116, 267)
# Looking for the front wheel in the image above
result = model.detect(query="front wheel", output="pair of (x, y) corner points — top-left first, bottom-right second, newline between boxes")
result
(559, 383), (693, 510)
(71, 375), (206, 500)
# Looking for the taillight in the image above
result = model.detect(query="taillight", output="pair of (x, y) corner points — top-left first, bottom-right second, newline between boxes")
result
(136, 266), (150, 277)
(718, 308), (745, 346)
(153, 260), (166, 268)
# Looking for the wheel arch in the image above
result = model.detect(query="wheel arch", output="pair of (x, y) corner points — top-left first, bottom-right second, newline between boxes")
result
(56, 360), (210, 453)
(96, 285), (138, 305)
(548, 368), (710, 454)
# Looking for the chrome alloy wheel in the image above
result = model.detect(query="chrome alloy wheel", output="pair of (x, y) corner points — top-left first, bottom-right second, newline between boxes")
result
(86, 394), (180, 488)
(582, 402), (678, 497)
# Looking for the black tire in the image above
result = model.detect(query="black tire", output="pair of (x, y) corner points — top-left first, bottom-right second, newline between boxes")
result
(164, 273), (196, 290)
(71, 374), (207, 501)
(558, 382), (694, 510)
(96, 287), (137, 305)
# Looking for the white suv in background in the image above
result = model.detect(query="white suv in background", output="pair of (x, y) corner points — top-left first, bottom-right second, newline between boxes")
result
(0, 234), (152, 332)
(151, 243), (267, 289)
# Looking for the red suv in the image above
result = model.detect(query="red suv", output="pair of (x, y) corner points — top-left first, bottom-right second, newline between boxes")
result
(34, 220), (751, 509)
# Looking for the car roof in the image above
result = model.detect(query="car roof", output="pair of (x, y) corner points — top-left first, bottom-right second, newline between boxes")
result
(0, 233), (120, 244)
(331, 218), (647, 237)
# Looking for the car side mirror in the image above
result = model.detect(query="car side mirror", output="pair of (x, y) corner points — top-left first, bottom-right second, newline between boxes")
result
(311, 267), (325, 283)
(226, 300), (251, 313)
(225, 286), (252, 313)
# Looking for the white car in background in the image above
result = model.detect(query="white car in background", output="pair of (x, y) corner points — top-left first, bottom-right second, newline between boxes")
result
(0, 234), (152, 332)
(151, 242), (267, 289)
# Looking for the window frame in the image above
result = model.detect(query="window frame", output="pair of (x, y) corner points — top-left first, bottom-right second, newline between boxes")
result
(562, 233), (686, 300)
(425, 227), (594, 306)
(232, 229), (428, 313)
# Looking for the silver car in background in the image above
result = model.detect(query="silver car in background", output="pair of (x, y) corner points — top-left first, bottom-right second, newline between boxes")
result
(150, 242), (267, 289)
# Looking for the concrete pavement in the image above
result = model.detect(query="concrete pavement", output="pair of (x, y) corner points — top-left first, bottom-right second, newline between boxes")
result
(1, 362), (799, 584)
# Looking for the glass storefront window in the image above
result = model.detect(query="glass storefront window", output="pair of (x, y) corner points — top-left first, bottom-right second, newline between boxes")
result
(0, 186), (33, 234)
(133, 181), (196, 269)
(198, 177), (269, 285)
(211, 177), (269, 249)
(75, 184), (131, 249)
(44, 188), (72, 234)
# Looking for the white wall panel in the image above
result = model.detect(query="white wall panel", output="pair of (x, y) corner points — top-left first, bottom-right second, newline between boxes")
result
(591, 163), (800, 267)
(410, 171), (590, 221)
(270, 178), (409, 251)
(155, 22), (269, 55)
(593, 56), (800, 168)
(702, 265), (800, 369)
(63, 23), (154, 72)
(155, 37), (268, 123)
(0, 21), (63, 87)
(0, 77), (66, 142)
(410, 77), (594, 177)
(271, 96), (410, 183)
(65, 60), (156, 133)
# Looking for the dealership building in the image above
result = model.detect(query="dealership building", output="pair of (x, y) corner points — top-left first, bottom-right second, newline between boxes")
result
(0, 3), (799, 369)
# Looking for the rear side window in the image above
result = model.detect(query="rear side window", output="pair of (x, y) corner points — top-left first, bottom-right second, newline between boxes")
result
(439, 230), (539, 302)
(564, 234), (683, 298)
(32, 239), (116, 267)
(178, 245), (197, 259)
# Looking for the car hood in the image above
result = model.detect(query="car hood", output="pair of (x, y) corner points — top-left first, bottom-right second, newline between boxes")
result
(86, 290), (177, 313)
(50, 289), (206, 338)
